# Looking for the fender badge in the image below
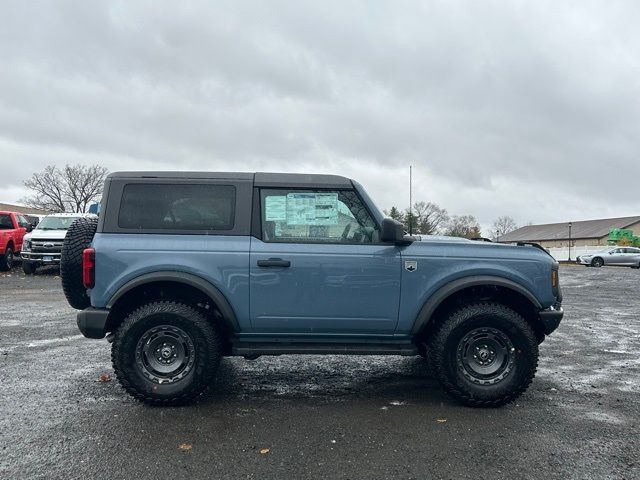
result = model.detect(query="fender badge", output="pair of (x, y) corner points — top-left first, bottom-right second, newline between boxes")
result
(404, 260), (417, 272)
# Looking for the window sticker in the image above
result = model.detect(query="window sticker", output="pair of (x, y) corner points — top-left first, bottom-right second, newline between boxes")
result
(313, 193), (339, 225)
(265, 196), (287, 221)
(285, 192), (339, 225)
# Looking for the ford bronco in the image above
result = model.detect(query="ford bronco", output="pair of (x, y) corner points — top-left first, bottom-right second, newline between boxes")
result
(60, 172), (563, 406)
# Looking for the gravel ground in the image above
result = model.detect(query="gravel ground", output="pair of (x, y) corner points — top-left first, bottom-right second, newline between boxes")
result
(0, 265), (638, 480)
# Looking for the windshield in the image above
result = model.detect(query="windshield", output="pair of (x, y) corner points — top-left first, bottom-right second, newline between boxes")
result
(36, 216), (82, 230)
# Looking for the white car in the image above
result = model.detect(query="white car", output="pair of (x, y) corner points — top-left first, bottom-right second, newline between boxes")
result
(21, 212), (97, 274)
(577, 247), (640, 268)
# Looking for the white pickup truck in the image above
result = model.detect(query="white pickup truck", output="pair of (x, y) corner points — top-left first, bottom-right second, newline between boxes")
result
(21, 212), (96, 274)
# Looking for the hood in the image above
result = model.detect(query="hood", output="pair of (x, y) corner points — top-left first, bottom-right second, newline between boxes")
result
(403, 235), (554, 262)
(24, 229), (69, 241)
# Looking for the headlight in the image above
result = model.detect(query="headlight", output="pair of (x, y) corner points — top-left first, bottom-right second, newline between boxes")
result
(23, 240), (31, 251)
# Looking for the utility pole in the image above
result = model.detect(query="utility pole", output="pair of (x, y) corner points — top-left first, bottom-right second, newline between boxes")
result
(409, 165), (413, 235)
(568, 222), (573, 261)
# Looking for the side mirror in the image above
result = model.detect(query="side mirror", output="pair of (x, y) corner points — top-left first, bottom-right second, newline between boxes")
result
(26, 224), (33, 233)
(381, 218), (410, 244)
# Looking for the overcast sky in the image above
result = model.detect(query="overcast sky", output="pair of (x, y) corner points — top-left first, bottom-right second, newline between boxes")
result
(1, 1), (639, 234)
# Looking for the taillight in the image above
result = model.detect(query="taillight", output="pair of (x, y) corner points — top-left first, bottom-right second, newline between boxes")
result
(82, 248), (95, 289)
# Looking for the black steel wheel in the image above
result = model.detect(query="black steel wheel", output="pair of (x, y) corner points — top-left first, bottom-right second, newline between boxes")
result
(591, 257), (604, 268)
(135, 325), (195, 385)
(112, 301), (222, 406)
(0, 246), (13, 271)
(427, 302), (538, 407)
(457, 327), (514, 386)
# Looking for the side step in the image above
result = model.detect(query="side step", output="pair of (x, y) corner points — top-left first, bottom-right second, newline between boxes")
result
(231, 342), (419, 357)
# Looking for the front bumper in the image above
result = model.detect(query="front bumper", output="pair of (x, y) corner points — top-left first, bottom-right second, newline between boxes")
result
(539, 304), (564, 335)
(575, 256), (591, 265)
(77, 307), (110, 339)
(21, 252), (61, 264)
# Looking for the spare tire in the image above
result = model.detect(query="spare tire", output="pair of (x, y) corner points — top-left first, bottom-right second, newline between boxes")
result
(61, 217), (98, 310)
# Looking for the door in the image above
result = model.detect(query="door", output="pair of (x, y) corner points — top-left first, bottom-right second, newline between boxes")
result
(249, 188), (402, 335)
(607, 248), (625, 265)
(622, 248), (640, 266)
(14, 214), (30, 251)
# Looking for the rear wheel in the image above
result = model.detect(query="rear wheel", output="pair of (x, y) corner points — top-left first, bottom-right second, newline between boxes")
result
(22, 261), (36, 275)
(427, 302), (538, 407)
(591, 257), (604, 268)
(111, 301), (222, 406)
(0, 246), (14, 271)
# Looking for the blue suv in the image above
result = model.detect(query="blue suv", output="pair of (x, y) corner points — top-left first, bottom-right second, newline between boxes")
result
(60, 172), (563, 407)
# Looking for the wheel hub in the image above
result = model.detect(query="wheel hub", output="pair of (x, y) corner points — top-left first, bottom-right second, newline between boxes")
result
(474, 345), (496, 365)
(135, 325), (195, 384)
(457, 327), (515, 386)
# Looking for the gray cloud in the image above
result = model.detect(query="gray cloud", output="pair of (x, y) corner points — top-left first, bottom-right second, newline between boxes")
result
(1, 0), (639, 234)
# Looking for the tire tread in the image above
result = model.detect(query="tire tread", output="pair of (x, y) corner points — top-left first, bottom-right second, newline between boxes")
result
(60, 217), (98, 309)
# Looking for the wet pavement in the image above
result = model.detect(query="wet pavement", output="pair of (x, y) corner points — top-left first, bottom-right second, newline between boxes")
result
(0, 265), (638, 479)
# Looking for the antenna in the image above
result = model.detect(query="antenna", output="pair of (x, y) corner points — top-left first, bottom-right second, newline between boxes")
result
(409, 165), (413, 235)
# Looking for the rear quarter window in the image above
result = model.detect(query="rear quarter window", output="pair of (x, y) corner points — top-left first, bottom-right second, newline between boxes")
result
(118, 184), (236, 231)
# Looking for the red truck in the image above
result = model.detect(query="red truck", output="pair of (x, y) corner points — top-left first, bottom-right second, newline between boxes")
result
(0, 211), (33, 271)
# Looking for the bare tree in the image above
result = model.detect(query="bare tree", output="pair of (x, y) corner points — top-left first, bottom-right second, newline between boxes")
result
(445, 215), (481, 239)
(22, 164), (109, 213)
(489, 216), (518, 241)
(410, 201), (449, 235)
(385, 202), (449, 235)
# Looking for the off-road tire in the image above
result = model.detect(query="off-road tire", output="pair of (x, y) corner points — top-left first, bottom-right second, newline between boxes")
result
(427, 302), (538, 407)
(0, 246), (14, 271)
(60, 217), (98, 309)
(591, 257), (604, 268)
(22, 261), (36, 275)
(111, 301), (222, 406)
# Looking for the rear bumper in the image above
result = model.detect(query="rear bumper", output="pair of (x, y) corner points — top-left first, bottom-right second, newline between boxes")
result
(539, 304), (564, 335)
(77, 307), (110, 339)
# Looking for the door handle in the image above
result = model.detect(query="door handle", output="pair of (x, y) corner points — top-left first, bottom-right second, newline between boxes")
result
(257, 258), (291, 268)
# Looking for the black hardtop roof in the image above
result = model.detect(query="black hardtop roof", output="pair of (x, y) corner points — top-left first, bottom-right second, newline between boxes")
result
(107, 171), (353, 188)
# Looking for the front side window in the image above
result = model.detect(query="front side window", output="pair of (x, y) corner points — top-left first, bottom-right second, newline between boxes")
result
(261, 189), (379, 243)
(17, 215), (30, 228)
(118, 183), (236, 231)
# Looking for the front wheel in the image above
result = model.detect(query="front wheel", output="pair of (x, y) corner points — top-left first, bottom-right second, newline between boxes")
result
(591, 257), (604, 268)
(427, 303), (538, 407)
(22, 261), (36, 275)
(0, 246), (14, 271)
(112, 301), (222, 406)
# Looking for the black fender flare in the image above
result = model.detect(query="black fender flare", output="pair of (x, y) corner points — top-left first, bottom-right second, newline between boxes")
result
(106, 271), (240, 332)
(411, 275), (543, 335)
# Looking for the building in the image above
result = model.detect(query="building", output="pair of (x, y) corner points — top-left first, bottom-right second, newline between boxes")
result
(0, 202), (49, 216)
(497, 216), (640, 248)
